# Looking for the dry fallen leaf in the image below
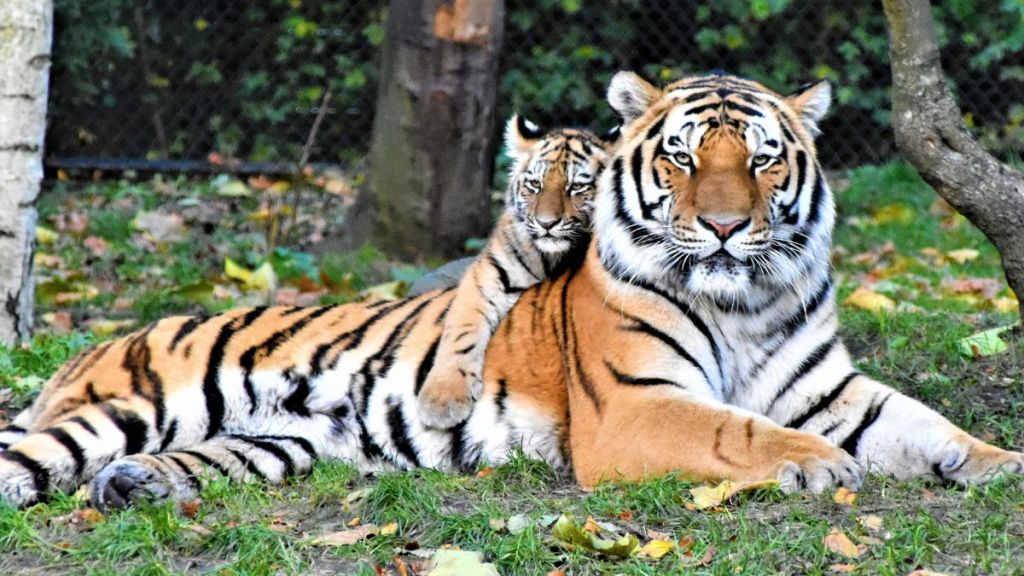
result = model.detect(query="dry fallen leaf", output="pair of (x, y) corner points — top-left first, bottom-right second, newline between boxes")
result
(689, 479), (779, 510)
(941, 277), (1003, 299)
(179, 499), (201, 519)
(843, 286), (896, 313)
(824, 528), (863, 559)
(857, 515), (884, 532)
(946, 248), (979, 264)
(638, 539), (676, 559)
(551, 514), (639, 557)
(506, 514), (530, 535)
(907, 571), (952, 576)
(427, 550), (500, 576)
(380, 522), (399, 536)
(833, 487), (857, 506)
(829, 564), (857, 574)
(311, 524), (379, 546)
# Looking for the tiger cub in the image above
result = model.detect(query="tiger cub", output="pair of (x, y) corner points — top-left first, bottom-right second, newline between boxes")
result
(416, 116), (611, 428)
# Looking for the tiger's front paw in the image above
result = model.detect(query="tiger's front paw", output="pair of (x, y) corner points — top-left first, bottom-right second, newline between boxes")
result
(775, 446), (864, 495)
(416, 357), (482, 429)
(934, 441), (1024, 485)
(92, 456), (196, 510)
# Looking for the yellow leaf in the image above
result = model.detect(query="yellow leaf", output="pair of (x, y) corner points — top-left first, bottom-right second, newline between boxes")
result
(871, 203), (915, 225)
(832, 487), (857, 506)
(823, 528), (862, 559)
(946, 248), (979, 264)
(857, 515), (884, 532)
(638, 539), (675, 559)
(34, 252), (65, 269)
(992, 296), (1018, 314)
(88, 319), (136, 336)
(427, 550), (500, 576)
(35, 226), (59, 245)
(360, 281), (404, 302)
(224, 258), (277, 292)
(551, 515), (639, 557)
(310, 524), (378, 546)
(689, 479), (779, 510)
(843, 286), (895, 313)
(379, 522), (399, 536)
(829, 564), (857, 573)
(217, 179), (252, 197)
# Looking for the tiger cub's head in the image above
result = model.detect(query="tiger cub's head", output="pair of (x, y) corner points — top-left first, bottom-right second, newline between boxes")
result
(504, 115), (613, 255)
(597, 71), (834, 299)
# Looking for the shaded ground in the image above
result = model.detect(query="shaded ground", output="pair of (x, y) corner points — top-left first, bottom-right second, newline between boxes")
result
(1, 163), (1022, 575)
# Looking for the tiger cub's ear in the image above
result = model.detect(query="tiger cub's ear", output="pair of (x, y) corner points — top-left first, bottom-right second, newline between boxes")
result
(607, 71), (661, 125)
(785, 80), (832, 138)
(505, 114), (543, 162)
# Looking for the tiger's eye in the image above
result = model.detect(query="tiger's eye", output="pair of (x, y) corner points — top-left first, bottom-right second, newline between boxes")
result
(673, 152), (693, 168)
(752, 154), (773, 167)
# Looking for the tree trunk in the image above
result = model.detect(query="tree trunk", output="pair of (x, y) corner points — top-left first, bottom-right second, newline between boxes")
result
(365, 0), (504, 259)
(0, 0), (52, 344)
(882, 0), (1024, 321)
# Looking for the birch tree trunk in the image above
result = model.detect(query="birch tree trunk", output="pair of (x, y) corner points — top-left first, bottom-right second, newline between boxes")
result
(0, 0), (52, 344)
(364, 0), (505, 258)
(882, 0), (1024, 322)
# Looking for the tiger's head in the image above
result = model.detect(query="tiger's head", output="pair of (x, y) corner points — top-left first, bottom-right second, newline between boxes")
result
(505, 115), (612, 255)
(596, 71), (834, 300)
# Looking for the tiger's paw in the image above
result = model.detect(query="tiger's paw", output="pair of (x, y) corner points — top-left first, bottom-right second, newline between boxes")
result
(775, 446), (864, 495)
(933, 441), (1024, 486)
(416, 358), (482, 429)
(0, 455), (41, 507)
(92, 456), (196, 510)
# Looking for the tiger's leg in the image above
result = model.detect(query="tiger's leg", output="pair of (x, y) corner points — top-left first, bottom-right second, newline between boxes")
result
(0, 410), (31, 449)
(0, 398), (170, 506)
(91, 433), (321, 509)
(765, 370), (1023, 485)
(418, 230), (532, 428)
(569, 384), (864, 494)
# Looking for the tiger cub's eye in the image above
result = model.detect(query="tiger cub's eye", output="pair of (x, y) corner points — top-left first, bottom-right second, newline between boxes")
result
(752, 154), (774, 167)
(671, 152), (693, 169)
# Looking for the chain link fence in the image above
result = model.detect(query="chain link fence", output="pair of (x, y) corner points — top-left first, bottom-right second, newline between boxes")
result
(46, 0), (1024, 171)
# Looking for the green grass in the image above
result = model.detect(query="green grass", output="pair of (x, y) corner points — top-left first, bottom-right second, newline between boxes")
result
(1, 164), (1023, 574)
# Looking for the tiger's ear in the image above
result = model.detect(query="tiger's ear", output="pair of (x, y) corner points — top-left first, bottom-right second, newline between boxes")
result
(607, 71), (661, 125)
(785, 80), (831, 138)
(505, 114), (542, 161)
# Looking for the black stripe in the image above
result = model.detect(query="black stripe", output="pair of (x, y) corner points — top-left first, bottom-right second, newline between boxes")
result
(495, 379), (509, 419)
(202, 307), (268, 439)
(69, 416), (97, 436)
(44, 428), (86, 477)
(99, 404), (149, 455)
(259, 435), (317, 459)
(414, 336), (441, 395)
(1, 451), (49, 493)
(644, 115), (667, 140)
(356, 297), (436, 415)
(165, 455), (201, 490)
(233, 436), (296, 477)
(168, 316), (209, 352)
(806, 170), (826, 225)
(356, 413), (385, 460)
(488, 253), (522, 295)
(501, 227), (540, 281)
(606, 361), (681, 387)
(766, 335), (838, 411)
(386, 397), (420, 467)
(724, 100), (764, 117)
(621, 314), (709, 383)
(568, 312), (602, 413)
(282, 375), (312, 417)
(839, 394), (892, 456)
(159, 419), (178, 452)
(240, 306), (336, 411)
(785, 372), (859, 429)
(227, 448), (267, 481)
(182, 449), (230, 477)
(1, 425), (25, 433)
(310, 300), (407, 375)
(449, 421), (468, 469)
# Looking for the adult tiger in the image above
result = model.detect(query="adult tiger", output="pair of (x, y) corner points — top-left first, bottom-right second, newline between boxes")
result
(0, 71), (1020, 509)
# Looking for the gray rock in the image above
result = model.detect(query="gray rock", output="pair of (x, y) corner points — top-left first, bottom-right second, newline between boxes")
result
(408, 257), (475, 296)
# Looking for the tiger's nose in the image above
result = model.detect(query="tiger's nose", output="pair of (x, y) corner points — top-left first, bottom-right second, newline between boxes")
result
(697, 216), (749, 240)
(536, 217), (560, 231)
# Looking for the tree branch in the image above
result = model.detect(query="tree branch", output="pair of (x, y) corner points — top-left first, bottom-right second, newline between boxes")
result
(882, 0), (1024, 320)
